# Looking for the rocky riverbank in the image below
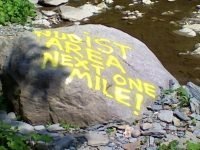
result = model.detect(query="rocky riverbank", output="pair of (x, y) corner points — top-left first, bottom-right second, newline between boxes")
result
(0, 80), (200, 150)
(0, 1), (200, 150)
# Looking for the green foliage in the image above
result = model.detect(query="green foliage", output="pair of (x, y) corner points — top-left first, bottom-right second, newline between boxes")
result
(60, 122), (79, 131)
(186, 141), (200, 150)
(158, 140), (180, 150)
(176, 87), (190, 107)
(0, 0), (36, 25)
(106, 127), (116, 134)
(0, 121), (52, 150)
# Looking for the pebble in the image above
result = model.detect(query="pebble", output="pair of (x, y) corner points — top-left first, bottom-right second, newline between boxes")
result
(174, 109), (190, 121)
(141, 123), (153, 130)
(158, 110), (173, 123)
(34, 125), (46, 131)
(174, 28), (196, 37)
(47, 123), (65, 132)
(85, 132), (109, 146)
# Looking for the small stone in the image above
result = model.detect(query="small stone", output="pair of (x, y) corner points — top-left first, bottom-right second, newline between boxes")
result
(34, 125), (46, 131)
(41, 10), (56, 17)
(7, 112), (16, 121)
(173, 116), (181, 127)
(158, 110), (173, 123)
(108, 142), (115, 147)
(131, 128), (141, 138)
(47, 123), (64, 132)
(86, 132), (109, 146)
(129, 138), (137, 143)
(168, 125), (177, 131)
(174, 28), (196, 37)
(174, 109), (190, 121)
(115, 5), (125, 10)
(141, 129), (166, 137)
(104, 0), (113, 4)
(193, 129), (200, 138)
(147, 104), (163, 111)
(42, 0), (69, 6)
(149, 136), (154, 146)
(152, 123), (162, 130)
(194, 43), (200, 49)
(123, 142), (138, 150)
(11, 121), (34, 134)
(141, 123), (153, 130)
(190, 113), (200, 121)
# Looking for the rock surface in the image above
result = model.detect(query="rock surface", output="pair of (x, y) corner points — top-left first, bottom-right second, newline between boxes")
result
(41, 0), (69, 6)
(2, 24), (177, 126)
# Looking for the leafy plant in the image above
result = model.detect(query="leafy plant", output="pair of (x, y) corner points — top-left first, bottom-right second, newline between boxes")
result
(106, 127), (116, 134)
(0, 0), (36, 25)
(176, 87), (190, 107)
(158, 140), (180, 150)
(0, 121), (52, 150)
(60, 122), (79, 131)
(186, 141), (200, 150)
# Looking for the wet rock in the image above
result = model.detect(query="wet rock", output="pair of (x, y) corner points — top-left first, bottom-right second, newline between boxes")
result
(47, 124), (64, 132)
(53, 135), (75, 149)
(59, 5), (94, 21)
(161, 11), (174, 16)
(115, 5), (125, 10)
(174, 28), (196, 37)
(183, 24), (200, 33)
(158, 110), (173, 123)
(142, 0), (154, 5)
(191, 47), (200, 55)
(85, 132), (109, 146)
(80, 4), (102, 14)
(174, 109), (190, 121)
(41, 0), (68, 6)
(104, 0), (113, 4)
(141, 123), (153, 130)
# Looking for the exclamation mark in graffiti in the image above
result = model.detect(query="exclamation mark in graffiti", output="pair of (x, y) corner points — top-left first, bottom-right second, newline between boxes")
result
(133, 93), (144, 116)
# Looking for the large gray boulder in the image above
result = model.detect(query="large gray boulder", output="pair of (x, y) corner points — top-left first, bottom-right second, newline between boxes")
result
(2, 24), (177, 126)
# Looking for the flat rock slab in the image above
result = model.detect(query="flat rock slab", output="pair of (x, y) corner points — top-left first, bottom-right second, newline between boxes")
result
(85, 132), (109, 146)
(158, 110), (173, 123)
(2, 24), (177, 126)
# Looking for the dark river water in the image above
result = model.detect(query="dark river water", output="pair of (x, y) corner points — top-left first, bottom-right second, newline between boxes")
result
(56, 0), (200, 85)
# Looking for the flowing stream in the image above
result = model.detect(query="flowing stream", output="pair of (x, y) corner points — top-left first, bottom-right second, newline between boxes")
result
(53, 0), (200, 85)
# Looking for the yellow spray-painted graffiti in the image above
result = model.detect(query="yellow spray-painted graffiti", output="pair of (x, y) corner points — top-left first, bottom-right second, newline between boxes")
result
(33, 30), (157, 115)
